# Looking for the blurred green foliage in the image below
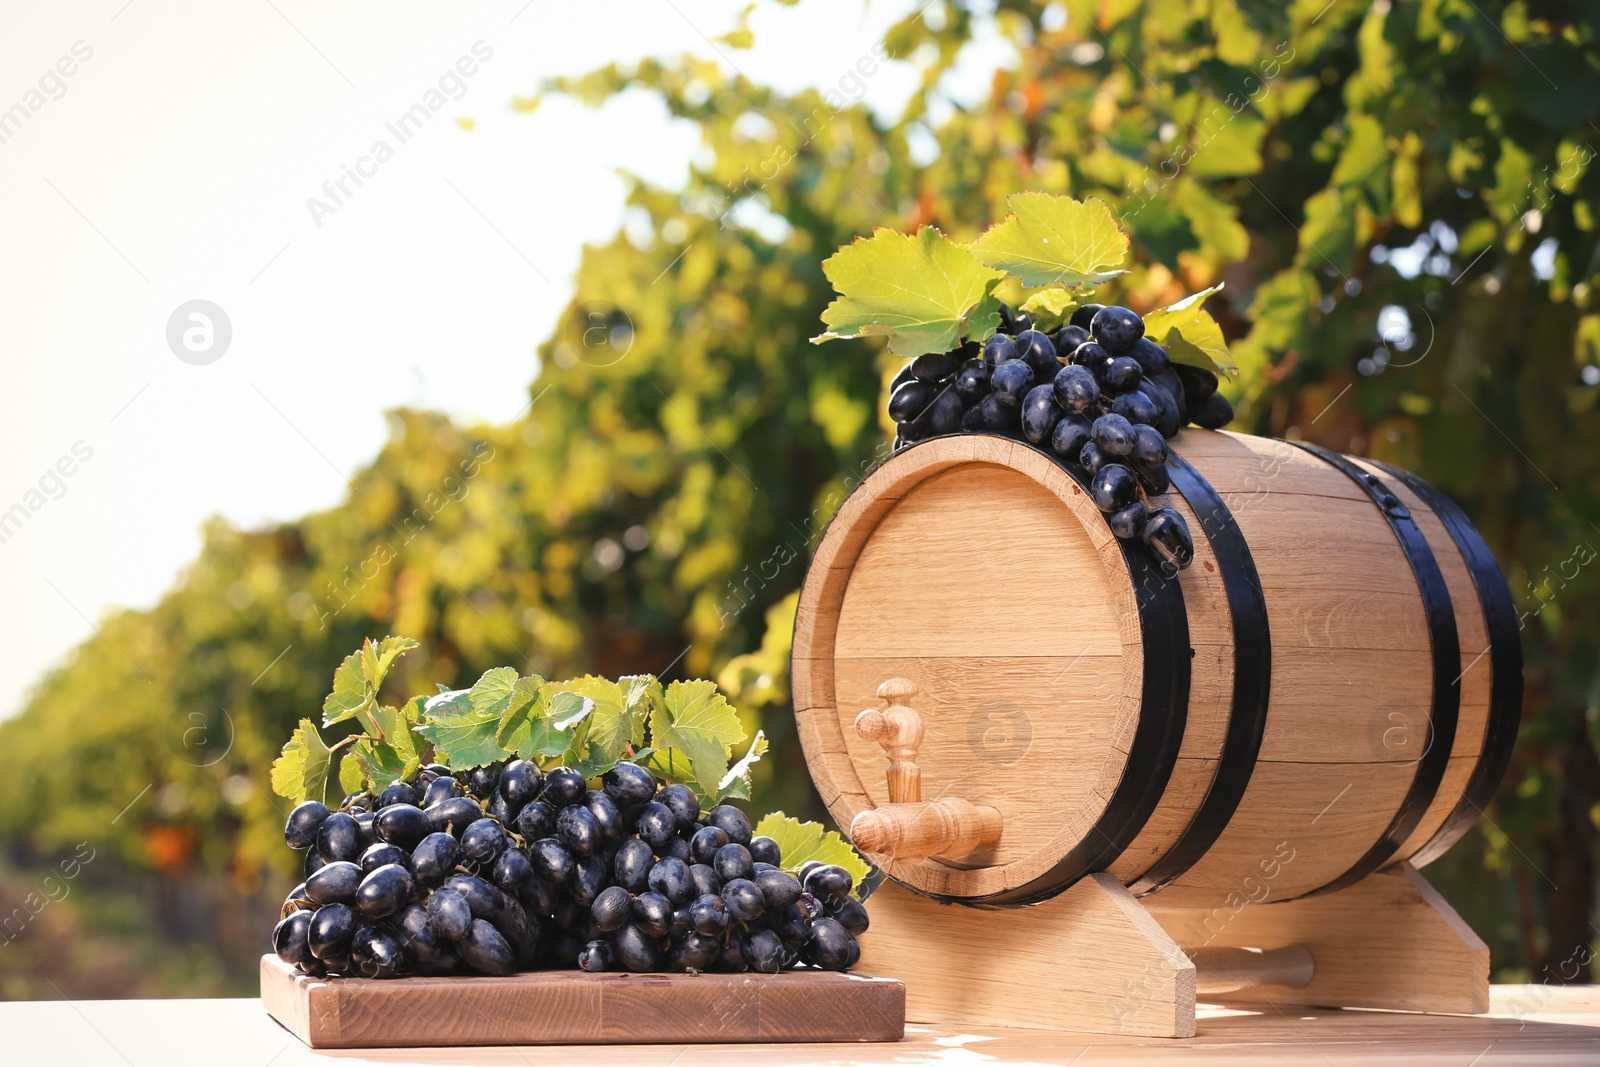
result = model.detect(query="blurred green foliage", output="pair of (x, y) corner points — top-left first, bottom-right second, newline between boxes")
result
(3, 0), (1598, 997)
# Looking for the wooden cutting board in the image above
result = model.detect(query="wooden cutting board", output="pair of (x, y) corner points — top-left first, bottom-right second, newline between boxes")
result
(260, 956), (905, 1048)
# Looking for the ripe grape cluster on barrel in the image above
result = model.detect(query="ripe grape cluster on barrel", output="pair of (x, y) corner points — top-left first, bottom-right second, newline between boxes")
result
(272, 759), (866, 978)
(887, 301), (1232, 570)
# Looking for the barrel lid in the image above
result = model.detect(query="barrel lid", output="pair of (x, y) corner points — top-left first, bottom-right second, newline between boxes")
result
(792, 435), (1172, 901)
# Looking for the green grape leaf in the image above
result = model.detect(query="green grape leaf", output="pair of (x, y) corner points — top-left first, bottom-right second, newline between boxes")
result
(344, 703), (421, 792)
(969, 193), (1130, 288)
(339, 752), (366, 797)
(1143, 283), (1237, 375)
(495, 675), (551, 747)
(751, 812), (872, 894)
(271, 718), (338, 806)
(360, 635), (418, 692)
(649, 680), (746, 800)
(619, 674), (661, 747)
(554, 677), (639, 778)
(551, 690), (596, 730)
(1017, 287), (1081, 333)
(637, 746), (695, 786)
(469, 666), (521, 718)
(321, 650), (371, 727)
(414, 685), (508, 769)
(812, 226), (1005, 357)
(714, 730), (768, 802)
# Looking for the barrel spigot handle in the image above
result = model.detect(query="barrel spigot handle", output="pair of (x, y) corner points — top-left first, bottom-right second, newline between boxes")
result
(850, 678), (1003, 863)
(854, 678), (924, 804)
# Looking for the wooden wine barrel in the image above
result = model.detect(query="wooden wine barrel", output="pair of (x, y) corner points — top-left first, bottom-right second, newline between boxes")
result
(791, 430), (1521, 908)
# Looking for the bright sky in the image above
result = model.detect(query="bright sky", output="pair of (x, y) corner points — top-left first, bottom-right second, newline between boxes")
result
(0, 1), (1015, 721)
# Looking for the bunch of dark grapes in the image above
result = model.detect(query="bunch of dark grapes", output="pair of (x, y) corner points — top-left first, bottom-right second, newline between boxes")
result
(887, 302), (1230, 569)
(272, 760), (866, 979)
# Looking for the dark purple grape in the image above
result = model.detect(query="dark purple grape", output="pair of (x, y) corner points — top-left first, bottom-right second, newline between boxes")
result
(717, 937), (747, 972)
(890, 360), (915, 393)
(556, 804), (599, 857)
(1051, 412), (1094, 461)
(315, 812), (362, 862)
(579, 939), (615, 972)
(1052, 364), (1099, 413)
(376, 782), (417, 809)
(353, 811), (377, 850)
(705, 805), (752, 845)
(721, 878), (765, 922)
(394, 902), (447, 963)
(466, 766), (500, 800)
(767, 904), (808, 946)
(273, 910), (314, 967)
(981, 334), (1016, 368)
(1070, 340), (1111, 375)
(829, 895), (871, 936)
(500, 760), (544, 806)
(635, 802), (677, 850)
(1143, 507), (1196, 568)
(611, 924), (665, 973)
(1051, 324), (1091, 358)
(351, 925), (405, 978)
(569, 852), (607, 906)
(748, 837), (781, 866)
(1079, 440), (1108, 475)
(375, 803), (431, 850)
(1013, 329), (1059, 382)
(305, 861), (363, 905)
(1103, 356), (1143, 394)
(600, 763), (655, 805)
(582, 790), (623, 841)
(806, 917), (852, 971)
(713, 843), (753, 883)
(666, 931), (721, 972)
(745, 928), (785, 974)
(1092, 464), (1139, 513)
(654, 784), (700, 827)
(355, 863), (414, 920)
(425, 795), (483, 837)
(359, 842), (407, 874)
(1109, 500), (1150, 538)
(689, 863), (722, 900)
(959, 402), (986, 432)
(1141, 376), (1184, 437)
(997, 302), (1033, 333)
(410, 832), (460, 888)
(1069, 303), (1105, 330)
(459, 918), (515, 976)
(1020, 384), (1062, 444)
(689, 825), (728, 865)
(1190, 390), (1234, 429)
(924, 388), (964, 436)
(491, 846), (536, 896)
(591, 885), (633, 933)
(528, 837), (574, 884)
(661, 835), (692, 865)
(954, 359), (990, 402)
(991, 360), (1035, 406)
(1091, 305), (1144, 352)
(632, 891), (673, 938)
(515, 799), (557, 841)
(1174, 362), (1218, 402)
(688, 893), (730, 935)
(308, 903), (356, 960)
(422, 776), (462, 808)
(910, 350), (963, 381)
(755, 869), (802, 909)
(542, 767), (589, 807)
(1135, 457), (1172, 495)
(285, 801), (331, 850)
(802, 865), (853, 901)
(1091, 413), (1136, 455)
(647, 857), (694, 905)
(1129, 424), (1169, 467)
(1128, 337), (1172, 376)
(613, 838), (655, 893)
(460, 818), (507, 863)
(976, 393), (1015, 432)
(1112, 388), (1159, 426)
(887, 379), (937, 423)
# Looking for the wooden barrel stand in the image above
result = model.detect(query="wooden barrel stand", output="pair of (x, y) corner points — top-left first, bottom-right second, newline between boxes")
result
(793, 430), (1519, 1037)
